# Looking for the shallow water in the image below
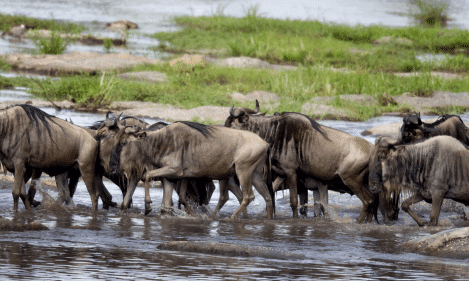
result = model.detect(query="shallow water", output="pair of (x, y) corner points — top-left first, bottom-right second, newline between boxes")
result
(1, 0), (469, 58)
(1, 89), (469, 279)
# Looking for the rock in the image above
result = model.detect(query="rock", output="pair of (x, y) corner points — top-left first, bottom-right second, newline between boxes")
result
(394, 91), (469, 111)
(118, 71), (168, 83)
(169, 54), (210, 71)
(1, 51), (161, 76)
(1, 24), (33, 38)
(361, 117), (439, 137)
(214, 56), (271, 69)
(0, 217), (48, 231)
(400, 227), (469, 254)
(394, 72), (461, 80)
(301, 103), (350, 120)
(310, 94), (376, 105)
(372, 36), (413, 46)
(231, 92), (246, 101)
(105, 20), (139, 30)
(113, 102), (230, 123)
(244, 91), (279, 103)
(158, 240), (304, 260)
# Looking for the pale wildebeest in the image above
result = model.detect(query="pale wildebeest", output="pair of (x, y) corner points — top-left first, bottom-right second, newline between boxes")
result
(95, 114), (225, 211)
(225, 101), (380, 222)
(400, 113), (469, 145)
(108, 121), (275, 219)
(369, 135), (469, 226)
(0, 105), (99, 211)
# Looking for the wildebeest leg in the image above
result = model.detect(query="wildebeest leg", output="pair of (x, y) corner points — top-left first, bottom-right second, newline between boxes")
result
(401, 193), (426, 226)
(55, 172), (71, 205)
(12, 163), (31, 210)
(272, 176), (285, 193)
(122, 176), (139, 211)
(210, 179), (229, 218)
(95, 174), (116, 209)
(204, 180), (216, 206)
(286, 172), (299, 218)
(77, 162), (99, 212)
(143, 167), (184, 214)
(429, 190), (446, 226)
(342, 178), (375, 223)
(161, 178), (175, 215)
(230, 164), (258, 219)
(226, 177), (248, 218)
(309, 179), (328, 219)
(176, 179), (197, 216)
(27, 169), (42, 208)
(251, 170), (274, 219)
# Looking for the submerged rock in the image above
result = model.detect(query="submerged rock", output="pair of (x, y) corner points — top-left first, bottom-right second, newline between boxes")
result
(0, 218), (48, 231)
(400, 227), (469, 255)
(158, 240), (304, 260)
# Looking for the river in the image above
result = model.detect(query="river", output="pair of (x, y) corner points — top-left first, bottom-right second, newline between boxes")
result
(1, 1), (469, 279)
(0, 88), (468, 280)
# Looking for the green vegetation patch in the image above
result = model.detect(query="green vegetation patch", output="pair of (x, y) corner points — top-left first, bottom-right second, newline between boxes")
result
(151, 15), (469, 73)
(19, 62), (469, 121)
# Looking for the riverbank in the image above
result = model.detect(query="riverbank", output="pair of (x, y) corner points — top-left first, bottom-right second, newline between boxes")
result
(2, 14), (469, 122)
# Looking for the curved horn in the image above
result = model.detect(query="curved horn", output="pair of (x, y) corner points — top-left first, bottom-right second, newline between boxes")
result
(117, 113), (125, 129)
(254, 99), (259, 114)
(229, 104), (235, 117)
(125, 123), (140, 134)
(104, 112), (116, 127)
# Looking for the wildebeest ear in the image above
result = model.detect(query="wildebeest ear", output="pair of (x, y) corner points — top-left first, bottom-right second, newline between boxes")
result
(240, 114), (249, 123)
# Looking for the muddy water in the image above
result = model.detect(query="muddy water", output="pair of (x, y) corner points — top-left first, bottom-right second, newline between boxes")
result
(0, 89), (469, 279)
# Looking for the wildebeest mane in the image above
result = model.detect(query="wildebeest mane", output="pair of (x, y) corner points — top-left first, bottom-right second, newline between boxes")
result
(147, 121), (169, 131)
(175, 121), (213, 138)
(13, 104), (62, 143)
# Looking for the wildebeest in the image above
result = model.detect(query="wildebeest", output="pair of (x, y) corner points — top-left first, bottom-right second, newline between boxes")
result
(0, 104), (99, 211)
(225, 101), (380, 222)
(400, 113), (469, 145)
(108, 120), (275, 219)
(370, 135), (469, 226)
(95, 114), (228, 211)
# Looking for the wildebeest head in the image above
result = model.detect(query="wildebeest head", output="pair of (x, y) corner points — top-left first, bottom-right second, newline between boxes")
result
(108, 118), (148, 180)
(400, 113), (423, 143)
(224, 100), (260, 129)
(369, 136), (402, 194)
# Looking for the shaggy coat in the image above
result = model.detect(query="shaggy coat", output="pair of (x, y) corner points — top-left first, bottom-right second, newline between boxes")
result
(370, 135), (469, 226)
(400, 113), (469, 145)
(225, 102), (377, 222)
(109, 121), (275, 219)
(0, 105), (100, 211)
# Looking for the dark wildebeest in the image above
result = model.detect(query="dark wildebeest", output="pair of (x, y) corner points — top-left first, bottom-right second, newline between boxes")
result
(0, 104), (100, 211)
(108, 121), (275, 219)
(400, 113), (469, 145)
(376, 113), (469, 220)
(225, 101), (380, 222)
(370, 135), (469, 226)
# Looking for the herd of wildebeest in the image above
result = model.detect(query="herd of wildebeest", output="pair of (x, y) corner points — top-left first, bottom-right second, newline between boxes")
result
(1, 101), (469, 227)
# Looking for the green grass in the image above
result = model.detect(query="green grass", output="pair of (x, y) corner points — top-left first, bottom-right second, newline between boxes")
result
(30, 30), (71, 55)
(17, 62), (469, 121)
(0, 13), (85, 34)
(409, 0), (449, 27)
(151, 14), (469, 72)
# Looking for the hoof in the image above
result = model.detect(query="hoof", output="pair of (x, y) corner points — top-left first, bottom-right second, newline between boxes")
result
(144, 208), (152, 216)
(31, 200), (41, 208)
(299, 205), (308, 217)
